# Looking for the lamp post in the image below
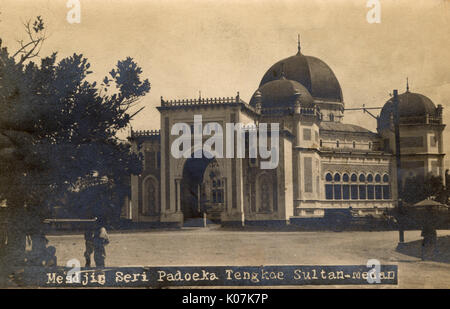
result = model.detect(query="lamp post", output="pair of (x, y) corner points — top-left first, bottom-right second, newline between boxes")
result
(393, 89), (405, 244)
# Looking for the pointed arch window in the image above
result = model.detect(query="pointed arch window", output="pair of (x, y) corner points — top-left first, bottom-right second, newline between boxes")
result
(202, 161), (224, 205)
(334, 173), (341, 182)
(257, 173), (274, 213)
(382, 174), (391, 199)
(350, 173), (358, 199)
(325, 172), (333, 199)
(325, 172), (390, 200)
(212, 178), (224, 203)
(343, 174), (349, 182)
(375, 174), (382, 199)
(342, 173), (350, 200)
(142, 176), (159, 215)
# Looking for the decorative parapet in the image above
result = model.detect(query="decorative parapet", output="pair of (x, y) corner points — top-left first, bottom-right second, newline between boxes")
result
(260, 106), (322, 119)
(158, 92), (261, 117)
(299, 106), (321, 116)
(397, 115), (443, 125)
(130, 129), (161, 139)
(160, 92), (245, 107)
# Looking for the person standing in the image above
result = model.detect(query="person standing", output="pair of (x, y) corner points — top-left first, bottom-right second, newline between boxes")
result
(421, 224), (437, 260)
(93, 221), (109, 268)
(83, 228), (95, 267)
(29, 232), (48, 266)
(44, 246), (57, 267)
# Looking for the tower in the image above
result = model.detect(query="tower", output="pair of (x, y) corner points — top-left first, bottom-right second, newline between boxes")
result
(378, 87), (446, 183)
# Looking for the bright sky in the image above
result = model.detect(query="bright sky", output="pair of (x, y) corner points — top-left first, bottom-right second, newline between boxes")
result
(1, 0), (450, 165)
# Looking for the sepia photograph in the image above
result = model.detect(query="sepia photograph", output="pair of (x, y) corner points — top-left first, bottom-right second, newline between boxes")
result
(0, 0), (449, 294)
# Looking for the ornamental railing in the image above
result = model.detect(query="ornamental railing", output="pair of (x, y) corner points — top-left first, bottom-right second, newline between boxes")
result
(130, 129), (161, 138)
(160, 93), (243, 107)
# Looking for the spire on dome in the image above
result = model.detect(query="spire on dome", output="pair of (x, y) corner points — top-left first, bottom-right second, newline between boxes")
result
(280, 62), (286, 79)
(297, 34), (301, 55)
(406, 77), (410, 92)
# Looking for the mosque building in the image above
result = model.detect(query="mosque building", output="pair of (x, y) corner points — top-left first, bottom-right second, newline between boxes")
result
(123, 40), (446, 226)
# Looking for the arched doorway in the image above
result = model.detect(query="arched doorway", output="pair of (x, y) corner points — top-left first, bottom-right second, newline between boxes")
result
(181, 155), (225, 222)
(181, 156), (213, 220)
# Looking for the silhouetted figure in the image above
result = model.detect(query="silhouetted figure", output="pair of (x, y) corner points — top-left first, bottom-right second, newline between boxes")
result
(84, 229), (95, 267)
(28, 232), (48, 266)
(421, 224), (437, 260)
(93, 223), (109, 268)
(445, 169), (449, 188)
(0, 223), (6, 260)
(26, 230), (58, 267)
(44, 246), (57, 267)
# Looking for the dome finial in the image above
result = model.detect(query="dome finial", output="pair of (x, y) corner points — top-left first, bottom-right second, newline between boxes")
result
(406, 77), (410, 92)
(280, 62), (286, 79)
(297, 34), (301, 55)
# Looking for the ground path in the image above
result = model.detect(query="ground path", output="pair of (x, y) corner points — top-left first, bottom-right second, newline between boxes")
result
(47, 228), (450, 288)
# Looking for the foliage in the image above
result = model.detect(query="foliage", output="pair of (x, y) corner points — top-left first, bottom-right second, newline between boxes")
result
(401, 173), (448, 205)
(0, 16), (149, 222)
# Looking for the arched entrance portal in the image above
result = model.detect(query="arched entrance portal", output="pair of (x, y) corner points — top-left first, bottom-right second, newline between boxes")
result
(181, 156), (225, 222)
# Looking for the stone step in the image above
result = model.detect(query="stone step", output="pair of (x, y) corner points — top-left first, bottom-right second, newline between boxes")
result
(183, 218), (216, 227)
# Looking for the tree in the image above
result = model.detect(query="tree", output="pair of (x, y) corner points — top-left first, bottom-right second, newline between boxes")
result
(402, 173), (447, 205)
(0, 16), (149, 270)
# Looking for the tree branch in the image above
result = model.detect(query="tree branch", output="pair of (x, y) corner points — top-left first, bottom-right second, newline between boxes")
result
(11, 17), (46, 65)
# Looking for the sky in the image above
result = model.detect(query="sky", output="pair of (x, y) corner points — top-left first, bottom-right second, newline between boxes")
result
(1, 0), (450, 164)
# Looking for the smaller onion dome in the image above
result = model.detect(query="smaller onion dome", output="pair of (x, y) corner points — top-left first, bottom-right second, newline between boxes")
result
(378, 90), (439, 129)
(249, 78), (314, 110)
